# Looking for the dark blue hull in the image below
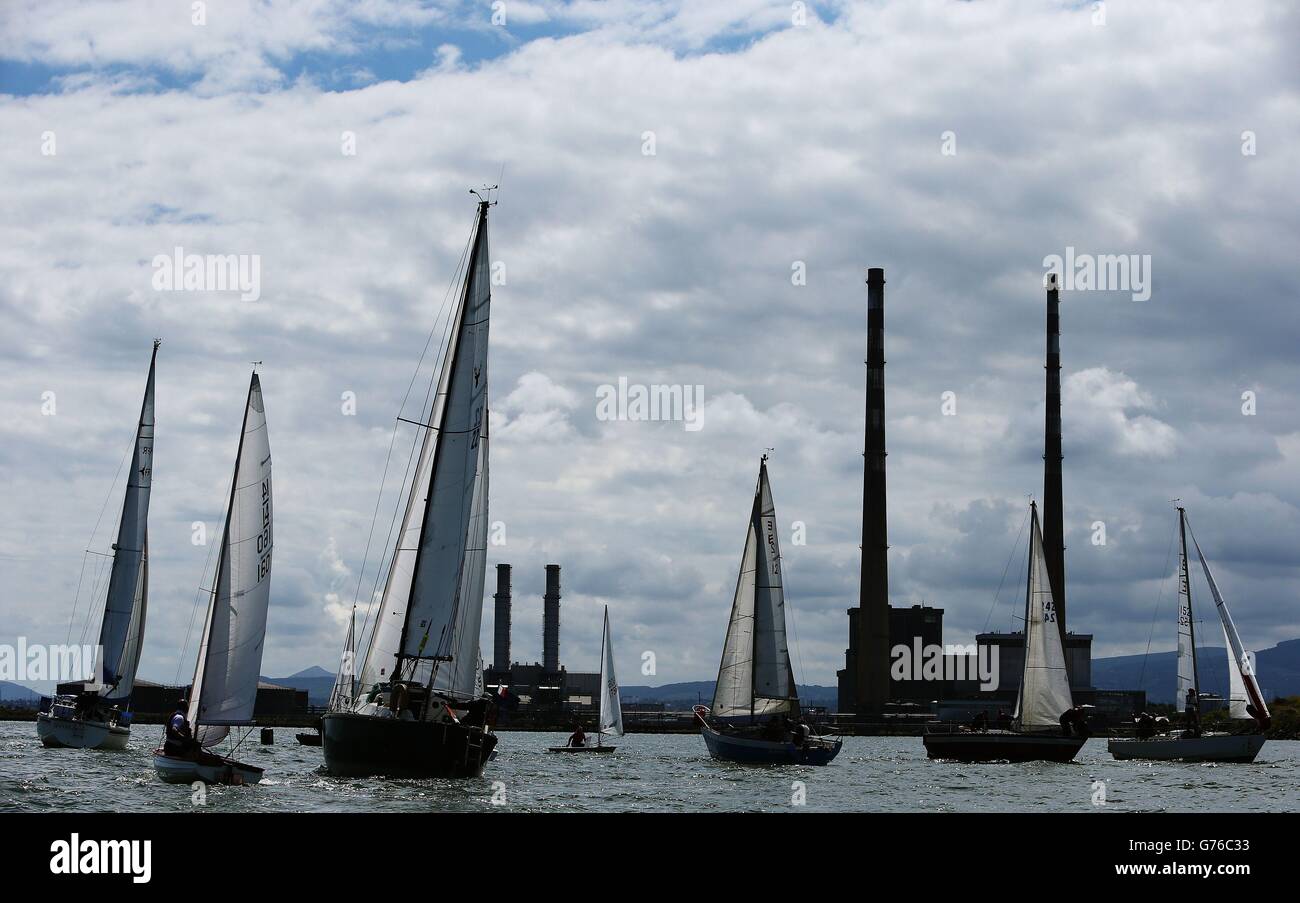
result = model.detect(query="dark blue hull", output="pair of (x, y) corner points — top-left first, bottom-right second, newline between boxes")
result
(700, 721), (842, 765)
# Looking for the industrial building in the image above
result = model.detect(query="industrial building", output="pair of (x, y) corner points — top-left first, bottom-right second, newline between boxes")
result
(55, 678), (308, 718)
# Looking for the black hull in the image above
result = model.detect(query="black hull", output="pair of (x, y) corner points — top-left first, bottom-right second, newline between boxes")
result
(321, 713), (496, 778)
(923, 730), (1085, 763)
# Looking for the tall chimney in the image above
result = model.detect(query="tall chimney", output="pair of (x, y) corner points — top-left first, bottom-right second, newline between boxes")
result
(855, 267), (892, 711)
(493, 564), (511, 671)
(543, 564), (561, 672)
(1043, 273), (1067, 638)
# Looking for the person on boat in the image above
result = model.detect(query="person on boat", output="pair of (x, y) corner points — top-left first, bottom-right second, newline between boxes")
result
(1184, 688), (1201, 738)
(970, 711), (989, 733)
(995, 709), (1012, 731)
(1134, 711), (1156, 739)
(164, 699), (196, 756)
(566, 721), (587, 748)
(1059, 706), (1089, 738)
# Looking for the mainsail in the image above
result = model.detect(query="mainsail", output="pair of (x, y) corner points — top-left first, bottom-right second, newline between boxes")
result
(712, 457), (797, 721)
(1014, 503), (1073, 730)
(188, 373), (274, 747)
(97, 341), (158, 702)
(1174, 509), (1198, 705)
(359, 200), (492, 703)
(598, 606), (623, 737)
(1187, 518), (1269, 729)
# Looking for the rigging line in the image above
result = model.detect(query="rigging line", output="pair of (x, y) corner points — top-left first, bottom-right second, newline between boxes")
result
(1136, 516), (1178, 692)
(1008, 525), (1031, 631)
(354, 208), (477, 670)
(65, 431), (135, 644)
(982, 504), (1032, 633)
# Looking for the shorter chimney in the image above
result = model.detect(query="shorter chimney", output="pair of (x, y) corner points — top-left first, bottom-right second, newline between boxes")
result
(543, 564), (561, 672)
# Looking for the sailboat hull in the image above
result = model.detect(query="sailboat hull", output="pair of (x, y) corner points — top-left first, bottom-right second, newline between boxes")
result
(321, 713), (497, 778)
(36, 712), (130, 751)
(152, 748), (263, 785)
(1107, 733), (1265, 763)
(923, 729), (1085, 763)
(699, 721), (842, 766)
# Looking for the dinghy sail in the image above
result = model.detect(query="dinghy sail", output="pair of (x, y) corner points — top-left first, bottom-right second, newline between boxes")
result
(321, 192), (498, 778)
(598, 607), (623, 739)
(1013, 502), (1074, 731)
(37, 341), (158, 751)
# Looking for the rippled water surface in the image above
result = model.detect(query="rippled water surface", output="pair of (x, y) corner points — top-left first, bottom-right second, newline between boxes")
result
(2, 723), (1296, 813)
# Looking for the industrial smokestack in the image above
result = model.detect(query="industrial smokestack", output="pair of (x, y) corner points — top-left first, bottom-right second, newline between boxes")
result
(493, 564), (511, 671)
(543, 564), (561, 673)
(856, 266), (892, 711)
(1043, 273), (1066, 638)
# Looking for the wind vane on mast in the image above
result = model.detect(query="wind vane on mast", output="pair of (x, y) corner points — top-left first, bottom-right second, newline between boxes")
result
(470, 184), (499, 206)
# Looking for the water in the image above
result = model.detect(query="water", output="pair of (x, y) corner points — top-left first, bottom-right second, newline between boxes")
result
(2, 722), (1296, 813)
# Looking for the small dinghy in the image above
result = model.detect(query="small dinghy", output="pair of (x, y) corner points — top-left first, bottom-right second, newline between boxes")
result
(296, 731), (323, 746)
(696, 456), (842, 767)
(154, 372), (274, 787)
(549, 607), (622, 754)
(1108, 507), (1270, 763)
(924, 502), (1086, 763)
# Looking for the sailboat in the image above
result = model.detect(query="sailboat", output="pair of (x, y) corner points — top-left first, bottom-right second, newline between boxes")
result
(694, 456), (842, 766)
(1108, 507), (1271, 762)
(38, 341), (158, 751)
(548, 606), (623, 753)
(923, 502), (1086, 762)
(321, 193), (498, 778)
(153, 372), (274, 786)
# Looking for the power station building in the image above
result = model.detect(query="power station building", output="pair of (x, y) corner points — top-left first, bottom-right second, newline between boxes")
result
(482, 563), (603, 717)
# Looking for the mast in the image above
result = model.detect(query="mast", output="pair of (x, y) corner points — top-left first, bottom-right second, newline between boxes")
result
(598, 607), (606, 747)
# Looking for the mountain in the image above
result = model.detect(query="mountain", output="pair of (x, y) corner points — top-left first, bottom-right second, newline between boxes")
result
(620, 681), (839, 708)
(262, 669), (336, 706)
(0, 681), (43, 706)
(1092, 639), (1300, 704)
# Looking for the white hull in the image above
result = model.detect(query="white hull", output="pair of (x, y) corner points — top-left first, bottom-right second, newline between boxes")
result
(152, 748), (263, 785)
(1108, 733), (1266, 763)
(37, 712), (130, 751)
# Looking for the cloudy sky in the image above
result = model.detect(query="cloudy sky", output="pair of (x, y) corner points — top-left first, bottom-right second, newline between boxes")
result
(2, 0), (1297, 694)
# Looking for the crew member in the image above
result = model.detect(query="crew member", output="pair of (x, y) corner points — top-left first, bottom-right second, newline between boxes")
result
(164, 699), (195, 756)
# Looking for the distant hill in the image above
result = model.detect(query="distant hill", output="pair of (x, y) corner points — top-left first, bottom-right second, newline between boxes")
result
(0, 681), (42, 706)
(1093, 639), (1300, 704)
(620, 681), (838, 708)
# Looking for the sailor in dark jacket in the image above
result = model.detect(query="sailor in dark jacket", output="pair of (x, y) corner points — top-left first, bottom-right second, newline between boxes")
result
(163, 699), (195, 756)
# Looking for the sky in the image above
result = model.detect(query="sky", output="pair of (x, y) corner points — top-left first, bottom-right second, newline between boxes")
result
(1, 0), (1297, 694)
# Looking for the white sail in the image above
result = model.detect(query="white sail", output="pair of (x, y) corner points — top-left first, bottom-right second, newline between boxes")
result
(712, 459), (796, 720)
(1014, 504), (1073, 730)
(1175, 512), (1197, 706)
(1187, 522), (1269, 726)
(599, 607), (623, 737)
(189, 374), (274, 747)
(359, 203), (491, 702)
(98, 343), (157, 702)
(1222, 624), (1249, 720)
